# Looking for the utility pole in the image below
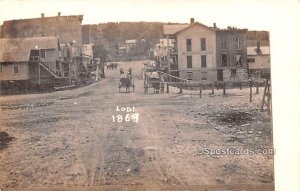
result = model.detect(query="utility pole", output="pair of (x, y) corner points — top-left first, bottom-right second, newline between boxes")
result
(166, 35), (170, 93)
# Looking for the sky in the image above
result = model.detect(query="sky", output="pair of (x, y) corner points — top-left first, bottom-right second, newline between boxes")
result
(0, 0), (298, 30)
(0, 0), (300, 190)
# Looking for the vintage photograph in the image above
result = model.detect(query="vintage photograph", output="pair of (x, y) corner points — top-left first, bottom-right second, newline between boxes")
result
(0, 0), (298, 190)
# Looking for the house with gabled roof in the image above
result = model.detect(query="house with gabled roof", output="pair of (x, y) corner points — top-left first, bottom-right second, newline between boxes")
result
(0, 36), (81, 91)
(163, 18), (249, 82)
(163, 19), (217, 81)
(247, 41), (270, 77)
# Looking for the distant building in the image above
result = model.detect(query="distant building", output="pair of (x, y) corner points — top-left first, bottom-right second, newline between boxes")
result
(156, 38), (175, 49)
(162, 23), (189, 77)
(125, 39), (137, 52)
(247, 41), (270, 77)
(0, 12), (84, 45)
(82, 43), (94, 68)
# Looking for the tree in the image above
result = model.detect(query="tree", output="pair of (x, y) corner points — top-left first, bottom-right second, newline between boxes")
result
(93, 45), (107, 63)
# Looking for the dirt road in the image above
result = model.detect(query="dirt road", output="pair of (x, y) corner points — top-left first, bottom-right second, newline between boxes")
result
(0, 61), (274, 191)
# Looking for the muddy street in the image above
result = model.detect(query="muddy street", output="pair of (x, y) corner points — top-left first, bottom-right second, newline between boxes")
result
(0, 60), (274, 191)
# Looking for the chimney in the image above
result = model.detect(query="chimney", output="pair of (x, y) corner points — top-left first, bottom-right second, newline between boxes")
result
(213, 23), (217, 29)
(256, 41), (262, 54)
(190, 18), (195, 24)
(41, 13), (44, 18)
(58, 12), (61, 17)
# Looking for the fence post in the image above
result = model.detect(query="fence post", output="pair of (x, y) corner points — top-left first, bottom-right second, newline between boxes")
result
(211, 83), (214, 94)
(223, 82), (226, 95)
(240, 82), (242, 90)
(179, 84), (183, 94)
(250, 80), (252, 102)
(200, 84), (202, 98)
(256, 81), (259, 94)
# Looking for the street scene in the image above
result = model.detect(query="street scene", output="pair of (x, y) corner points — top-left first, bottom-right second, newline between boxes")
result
(0, 61), (273, 190)
(0, 3), (274, 191)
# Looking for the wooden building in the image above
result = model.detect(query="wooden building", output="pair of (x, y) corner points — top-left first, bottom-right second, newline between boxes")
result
(247, 41), (270, 77)
(216, 27), (248, 81)
(0, 37), (83, 92)
(0, 12), (83, 46)
(163, 19), (248, 82)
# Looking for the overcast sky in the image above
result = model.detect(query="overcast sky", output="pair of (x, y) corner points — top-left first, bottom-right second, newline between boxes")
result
(0, 0), (299, 31)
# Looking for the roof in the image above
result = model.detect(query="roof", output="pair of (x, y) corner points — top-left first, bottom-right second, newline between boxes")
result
(3, 15), (83, 24)
(247, 40), (270, 47)
(163, 22), (214, 36)
(0, 37), (58, 62)
(247, 46), (270, 55)
(174, 22), (215, 35)
(163, 24), (189, 35)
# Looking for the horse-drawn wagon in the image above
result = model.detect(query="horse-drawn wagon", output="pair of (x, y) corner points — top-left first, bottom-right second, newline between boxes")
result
(144, 71), (164, 94)
(119, 74), (135, 93)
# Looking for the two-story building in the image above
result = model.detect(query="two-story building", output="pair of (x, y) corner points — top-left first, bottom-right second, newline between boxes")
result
(0, 37), (84, 91)
(1, 12), (83, 46)
(163, 19), (248, 82)
(216, 27), (248, 81)
(175, 22), (217, 81)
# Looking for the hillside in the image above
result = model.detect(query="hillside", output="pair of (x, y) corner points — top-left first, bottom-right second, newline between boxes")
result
(83, 22), (270, 62)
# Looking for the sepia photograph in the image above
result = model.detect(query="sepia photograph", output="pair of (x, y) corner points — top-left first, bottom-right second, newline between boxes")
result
(0, 0), (299, 191)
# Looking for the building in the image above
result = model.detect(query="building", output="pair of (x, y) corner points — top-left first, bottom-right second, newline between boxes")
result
(216, 27), (248, 81)
(82, 43), (94, 68)
(162, 23), (189, 77)
(125, 39), (137, 52)
(247, 41), (270, 77)
(163, 19), (217, 81)
(156, 38), (175, 49)
(163, 19), (248, 82)
(0, 37), (83, 91)
(0, 12), (83, 46)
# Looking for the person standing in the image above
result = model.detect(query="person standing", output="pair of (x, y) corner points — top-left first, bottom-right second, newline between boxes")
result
(128, 67), (132, 80)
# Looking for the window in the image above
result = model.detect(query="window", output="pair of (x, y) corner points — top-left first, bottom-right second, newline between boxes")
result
(186, 39), (192, 51)
(187, 72), (193, 80)
(222, 54), (227, 67)
(40, 50), (46, 58)
(201, 71), (207, 80)
(187, 56), (192, 68)
(247, 58), (255, 63)
(201, 55), (207, 68)
(236, 37), (241, 50)
(13, 66), (19, 74)
(201, 38), (206, 51)
(231, 69), (237, 78)
(30, 50), (40, 61)
(221, 41), (227, 49)
(236, 54), (242, 66)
